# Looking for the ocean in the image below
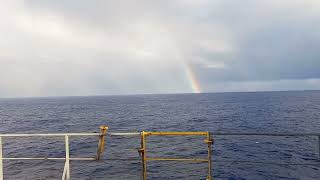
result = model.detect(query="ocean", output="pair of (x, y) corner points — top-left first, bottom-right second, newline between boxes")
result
(0, 91), (319, 179)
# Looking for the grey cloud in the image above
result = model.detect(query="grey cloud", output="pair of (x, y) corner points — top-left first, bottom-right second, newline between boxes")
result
(195, 0), (320, 86)
(0, 0), (320, 97)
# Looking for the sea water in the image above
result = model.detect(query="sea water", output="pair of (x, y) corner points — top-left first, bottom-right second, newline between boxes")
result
(0, 91), (319, 179)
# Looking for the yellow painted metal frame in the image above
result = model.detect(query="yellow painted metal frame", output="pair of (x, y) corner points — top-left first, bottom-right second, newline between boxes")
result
(139, 131), (213, 180)
(96, 125), (108, 160)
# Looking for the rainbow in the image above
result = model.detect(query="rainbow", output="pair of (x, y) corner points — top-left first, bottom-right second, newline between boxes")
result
(185, 63), (201, 93)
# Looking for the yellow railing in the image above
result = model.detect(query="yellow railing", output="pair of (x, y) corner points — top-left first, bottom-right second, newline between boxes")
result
(0, 126), (214, 180)
(138, 131), (213, 180)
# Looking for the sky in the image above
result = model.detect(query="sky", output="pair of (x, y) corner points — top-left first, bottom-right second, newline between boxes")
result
(0, 0), (320, 97)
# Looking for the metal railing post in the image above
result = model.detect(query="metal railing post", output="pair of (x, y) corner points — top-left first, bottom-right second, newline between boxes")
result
(205, 132), (213, 180)
(0, 137), (3, 180)
(138, 131), (147, 180)
(62, 161), (67, 180)
(96, 125), (108, 161)
(66, 135), (70, 180)
(62, 135), (70, 180)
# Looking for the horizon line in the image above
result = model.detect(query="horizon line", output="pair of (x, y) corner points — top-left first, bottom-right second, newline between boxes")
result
(1, 89), (320, 99)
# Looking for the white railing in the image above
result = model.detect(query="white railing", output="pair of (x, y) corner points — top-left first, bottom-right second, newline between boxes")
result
(0, 126), (108, 180)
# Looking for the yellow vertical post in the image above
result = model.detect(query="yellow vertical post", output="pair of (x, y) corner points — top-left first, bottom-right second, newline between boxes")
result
(96, 125), (108, 161)
(205, 132), (213, 180)
(139, 131), (147, 180)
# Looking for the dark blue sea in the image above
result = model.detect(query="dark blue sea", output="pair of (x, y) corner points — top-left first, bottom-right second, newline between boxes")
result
(0, 91), (320, 179)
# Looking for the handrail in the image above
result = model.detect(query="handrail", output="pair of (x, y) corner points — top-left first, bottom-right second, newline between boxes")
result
(4, 132), (319, 137)
(109, 132), (140, 136)
(0, 128), (319, 180)
(0, 133), (100, 137)
(0, 126), (108, 180)
(210, 132), (320, 136)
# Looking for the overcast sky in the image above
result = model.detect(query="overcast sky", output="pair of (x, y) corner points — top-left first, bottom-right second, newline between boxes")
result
(1, 0), (320, 97)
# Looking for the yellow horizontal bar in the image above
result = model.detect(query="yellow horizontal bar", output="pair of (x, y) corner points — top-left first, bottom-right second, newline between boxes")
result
(144, 132), (208, 136)
(147, 157), (208, 162)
